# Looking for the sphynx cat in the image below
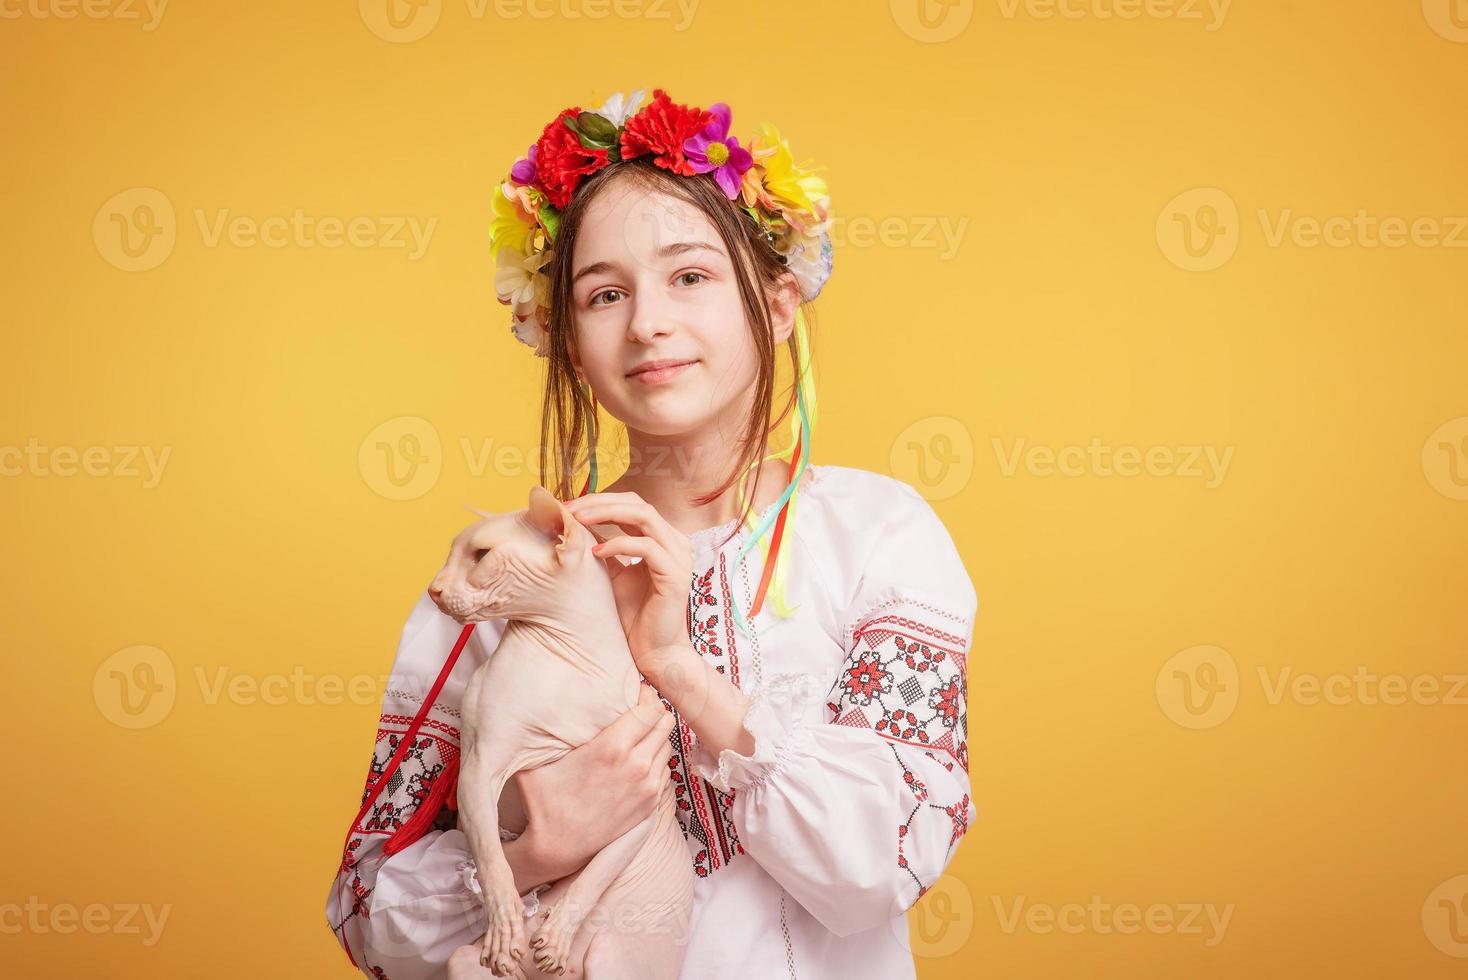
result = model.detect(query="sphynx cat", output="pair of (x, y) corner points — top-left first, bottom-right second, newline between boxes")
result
(427, 485), (694, 979)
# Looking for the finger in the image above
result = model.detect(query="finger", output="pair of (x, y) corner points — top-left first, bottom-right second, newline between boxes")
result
(648, 733), (675, 780)
(563, 499), (684, 560)
(633, 694), (674, 740)
(632, 703), (676, 766)
(591, 535), (680, 590)
(588, 685), (664, 757)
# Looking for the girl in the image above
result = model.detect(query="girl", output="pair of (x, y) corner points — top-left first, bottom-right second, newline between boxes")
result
(326, 89), (979, 980)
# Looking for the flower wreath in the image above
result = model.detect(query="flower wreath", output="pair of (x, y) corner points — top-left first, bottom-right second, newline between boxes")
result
(489, 87), (834, 358)
(489, 88), (831, 636)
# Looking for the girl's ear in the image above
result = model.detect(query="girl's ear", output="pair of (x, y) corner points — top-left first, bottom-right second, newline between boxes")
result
(769, 272), (801, 346)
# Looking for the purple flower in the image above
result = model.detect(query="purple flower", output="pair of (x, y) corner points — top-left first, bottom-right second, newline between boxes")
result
(510, 144), (538, 186)
(683, 102), (753, 200)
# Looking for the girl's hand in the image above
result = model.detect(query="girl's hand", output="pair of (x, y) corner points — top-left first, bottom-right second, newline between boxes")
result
(509, 684), (675, 886)
(562, 491), (693, 665)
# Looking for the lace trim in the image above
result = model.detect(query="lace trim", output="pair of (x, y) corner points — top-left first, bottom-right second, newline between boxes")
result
(839, 585), (974, 655)
(686, 464), (827, 554)
(694, 673), (821, 794)
(459, 830), (549, 919)
(383, 688), (463, 719)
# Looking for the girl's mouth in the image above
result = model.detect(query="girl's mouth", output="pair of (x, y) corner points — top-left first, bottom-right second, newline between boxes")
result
(629, 359), (698, 385)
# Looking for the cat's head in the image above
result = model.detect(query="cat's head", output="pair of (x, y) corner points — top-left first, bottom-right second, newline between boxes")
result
(428, 485), (607, 625)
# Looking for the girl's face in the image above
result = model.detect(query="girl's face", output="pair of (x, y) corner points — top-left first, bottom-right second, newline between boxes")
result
(568, 182), (791, 439)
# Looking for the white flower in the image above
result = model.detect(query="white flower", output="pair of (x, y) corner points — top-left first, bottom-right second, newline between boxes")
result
(590, 89), (646, 128)
(787, 233), (833, 302)
(510, 309), (550, 357)
(494, 246), (551, 315)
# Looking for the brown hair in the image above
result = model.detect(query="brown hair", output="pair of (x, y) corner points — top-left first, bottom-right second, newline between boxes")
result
(536, 157), (813, 552)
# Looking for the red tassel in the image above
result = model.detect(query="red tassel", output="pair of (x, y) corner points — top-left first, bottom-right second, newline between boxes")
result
(382, 755), (460, 857)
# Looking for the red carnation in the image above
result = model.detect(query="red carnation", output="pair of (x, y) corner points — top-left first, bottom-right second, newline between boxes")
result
(618, 88), (712, 177)
(534, 107), (612, 209)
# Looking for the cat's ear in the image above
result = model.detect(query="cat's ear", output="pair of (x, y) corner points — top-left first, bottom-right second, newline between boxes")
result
(526, 485), (591, 565)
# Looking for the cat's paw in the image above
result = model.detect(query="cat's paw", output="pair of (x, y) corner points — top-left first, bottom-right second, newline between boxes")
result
(528, 899), (582, 975)
(478, 879), (526, 977)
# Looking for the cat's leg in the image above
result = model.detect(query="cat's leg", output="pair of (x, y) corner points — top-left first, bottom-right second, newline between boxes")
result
(576, 826), (694, 980)
(458, 739), (528, 977)
(447, 872), (592, 980)
(527, 812), (656, 975)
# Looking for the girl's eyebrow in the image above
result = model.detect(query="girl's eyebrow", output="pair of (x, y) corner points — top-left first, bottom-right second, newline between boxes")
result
(572, 240), (724, 285)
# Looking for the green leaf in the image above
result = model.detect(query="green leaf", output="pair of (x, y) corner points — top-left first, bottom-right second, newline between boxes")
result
(539, 204), (560, 242)
(576, 112), (619, 144)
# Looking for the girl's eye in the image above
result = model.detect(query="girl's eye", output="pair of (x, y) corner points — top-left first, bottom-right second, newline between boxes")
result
(590, 272), (705, 307)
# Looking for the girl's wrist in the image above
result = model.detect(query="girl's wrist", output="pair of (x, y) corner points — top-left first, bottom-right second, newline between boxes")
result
(637, 642), (756, 759)
(503, 825), (565, 893)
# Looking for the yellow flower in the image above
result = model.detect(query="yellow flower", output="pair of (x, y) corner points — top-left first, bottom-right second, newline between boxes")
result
(489, 182), (536, 257)
(751, 123), (829, 219)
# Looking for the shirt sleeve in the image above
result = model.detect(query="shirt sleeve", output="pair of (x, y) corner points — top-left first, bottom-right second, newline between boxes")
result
(690, 479), (979, 938)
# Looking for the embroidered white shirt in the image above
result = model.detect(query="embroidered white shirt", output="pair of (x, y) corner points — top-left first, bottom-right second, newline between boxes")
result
(325, 463), (979, 980)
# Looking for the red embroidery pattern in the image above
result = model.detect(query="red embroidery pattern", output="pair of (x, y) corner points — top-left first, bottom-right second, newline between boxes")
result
(943, 792), (971, 847)
(826, 612), (969, 772)
(829, 606), (973, 901)
(663, 552), (746, 877)
(330, 717), (461, 962)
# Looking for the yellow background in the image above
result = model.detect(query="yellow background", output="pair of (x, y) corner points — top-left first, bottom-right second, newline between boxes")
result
(3, 1), (1467, 977)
